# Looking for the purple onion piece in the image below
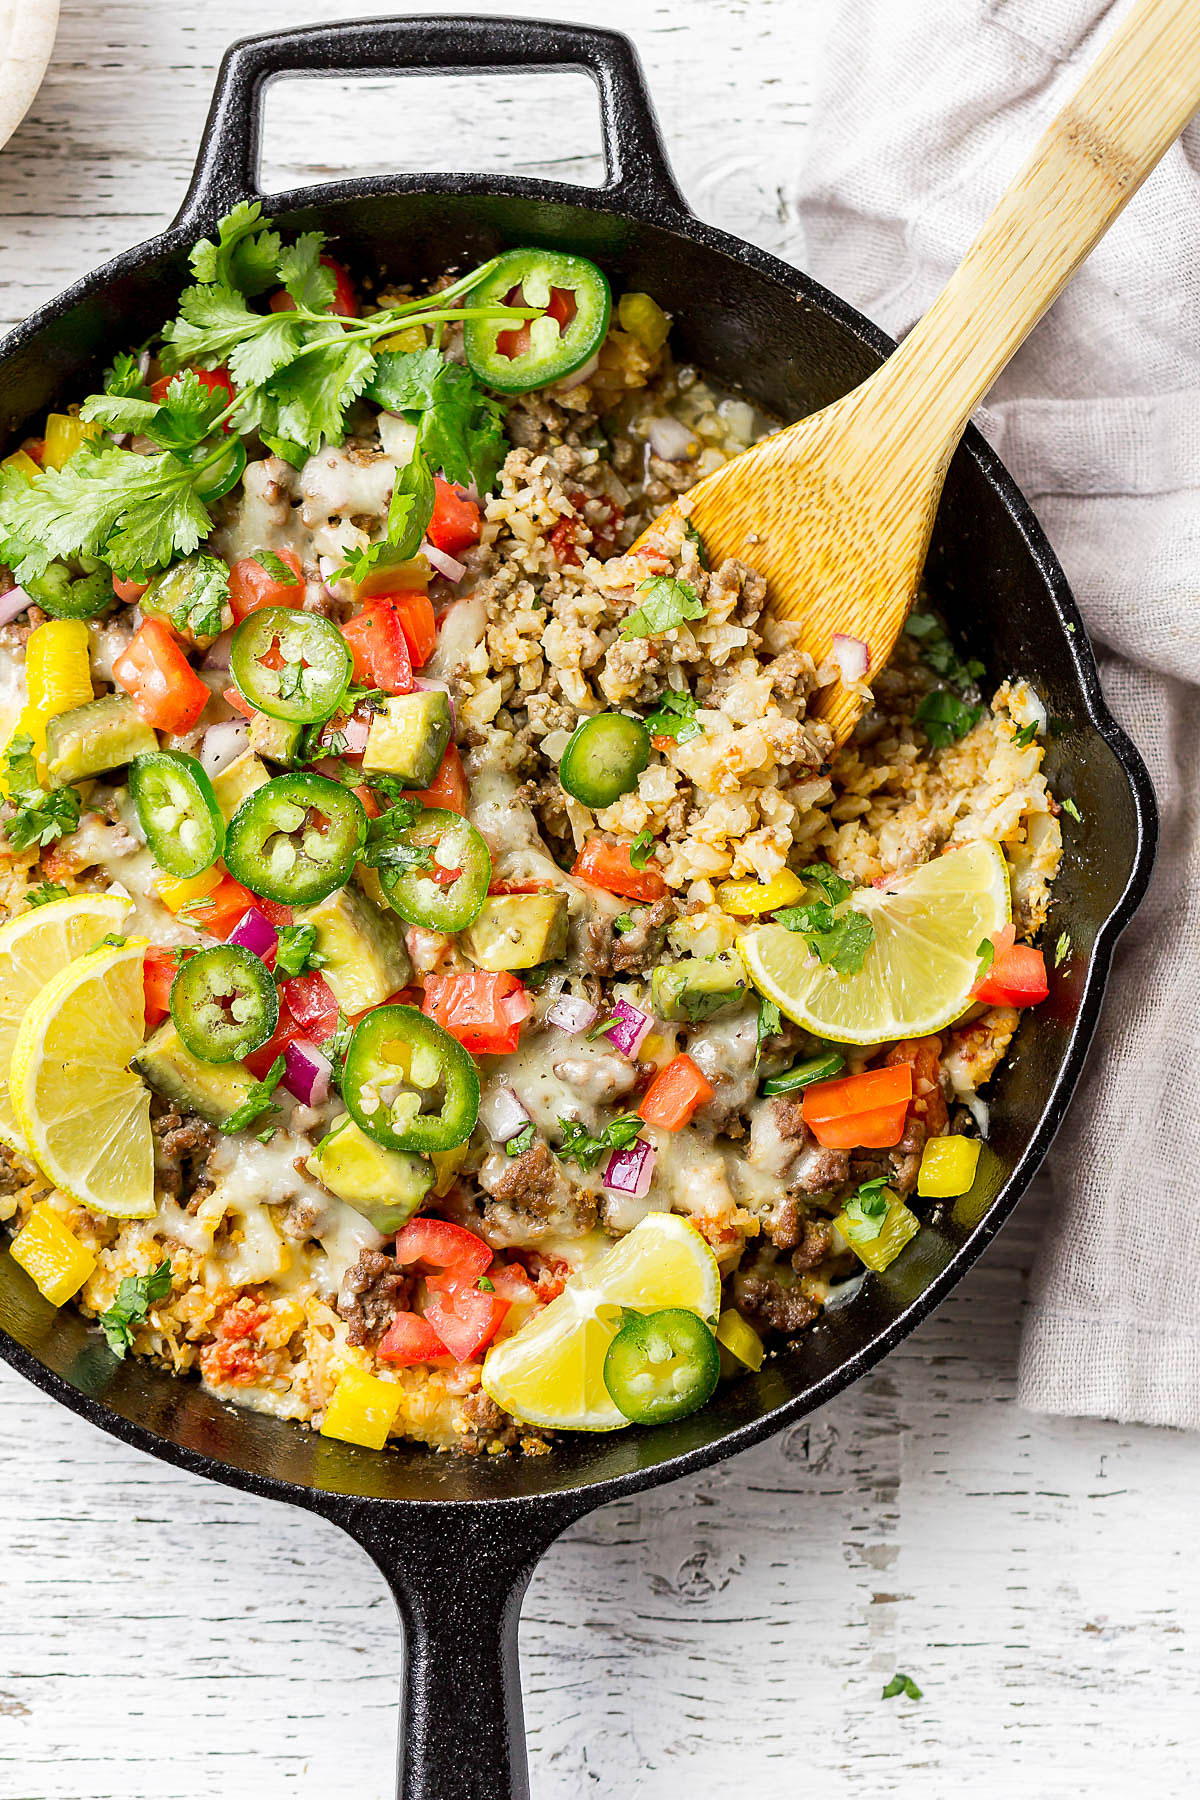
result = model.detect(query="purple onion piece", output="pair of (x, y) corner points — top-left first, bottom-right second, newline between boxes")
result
(0, 586), (33, 628)
(421, 540), (467, 584)
(603, 1136), (656, 1198)
(605, 997), (653, 1060)
(283, 1038), (332, 1107)
(226, 906), (278, 963)
(487, 1083), (531, 1144)
(546, 995), (598, 1035)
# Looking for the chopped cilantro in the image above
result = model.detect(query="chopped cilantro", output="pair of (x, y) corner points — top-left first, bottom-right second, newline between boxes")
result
(619, 575), (706, 640)
(976, 938), (995, 979)
(1012, 720), (1038, 749)
(25, 881), (68, 908)
(365, 346), (508, 495)
(1054, 931), (1071, 968)
(319, 1011), (354, 1085)
(683, 518), (709, 568)
(504, 1123), (536, 1159)
(881, 1673), (923, 1701)
(613, 913), (635, 934)
(476, 1276), (496, 1292)
(755, 995), (782, 1065)
(914, 688), (984, 749)
(644, 685), (703, 745)
(776, 898), (874, 976)
(800, 863), (852, 906)
(274, 923), (325, 979)
(840, 1176), (892, 1245)
(1062, 797), (1082, 822)
(904, 612), (984, 688)
(335, 447), (435, 586)
(905, 611), (986, 749)
(218, 1054), (287, 1135)
(2, 735), (81, 852)
(166, 551), (228, 640)
(556, 1113), (643, 1172)
(629, 828), (656, 871)
(253, 549), (300, 585)
(587, 1014), (620, 1041)
(99, 1258), (172, 1358)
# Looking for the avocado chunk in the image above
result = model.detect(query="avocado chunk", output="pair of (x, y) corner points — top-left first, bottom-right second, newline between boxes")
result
(293, 883), (412, 1013)
(305, 1115), (434, 1232)
(132, 1020), (259, 1127)
(210, 748), (270, 822)
(45, 693), (157, 789)
(362, 691), (452, 788)
(651, 955), (747, 1022)
(247, 711), (302, 766)
(141, 554), (230, 649)
(461, 891), (569, 972)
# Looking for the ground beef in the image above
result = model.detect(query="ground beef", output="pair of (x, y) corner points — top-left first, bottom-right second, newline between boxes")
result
(0, 1144), (30, 1195)
(790, 1217), (833, 1273)
(753, 1097), (851, 1197)
(149, 1100), (214, 1202)
(586, 897), (677, 977)
(480, 1141), (596, 1247)
(458, 1389), (524, 1454)
(733, 1270), (819, 1335)
(768, 1197), (835, 1268)
(336, 1249), (413, 1349)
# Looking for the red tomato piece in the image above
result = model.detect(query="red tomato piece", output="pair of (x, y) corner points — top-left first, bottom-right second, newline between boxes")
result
(373, 591), (436, 669)
(377, 1311), (449, 1366)
(142, 947), (177, 1033)
(112, 618), (210, 735)
(188, 873), (257, 940)
(406, 743), (468, 815)
(487, 878), (553, 896)
(422, 970), (530, 1055)
(422, 1283), (510, 1364)
(974, 943), (1049, 1008)
(200, 1298), (269, 1386)
(227, 547), (305, 623)
(340, 603), (414, 694)
(151, 365), (236, 423)
(395, 1217), (494, 1285)
(427, 478), (482, 557)
(244, 1004), (306, 1081)
(488, 1261), (538, 1305)
(270, 256), (358, 318)
(572, 835), (668, 902)
(278, 970), (341, 1042)
(638, 1054), (714, 1131)
(112, 573), (149, 604)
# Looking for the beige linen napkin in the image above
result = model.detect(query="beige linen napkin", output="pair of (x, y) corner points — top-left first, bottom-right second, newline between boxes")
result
(792, 0), (1200, 1427)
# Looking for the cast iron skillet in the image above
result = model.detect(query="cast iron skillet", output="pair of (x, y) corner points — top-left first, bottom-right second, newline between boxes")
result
(0, 17), (1157, 1798)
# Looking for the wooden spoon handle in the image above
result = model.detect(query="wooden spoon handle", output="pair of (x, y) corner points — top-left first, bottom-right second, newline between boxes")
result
(872, 0), (1200, 451)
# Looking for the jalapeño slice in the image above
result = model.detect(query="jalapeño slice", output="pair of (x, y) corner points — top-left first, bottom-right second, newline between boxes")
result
(129, 748), (225, 880)
(558, 712), (650, 809)
(170, 943), (279, 1063)
(223, 772), (367, 905)
(602, 1308), (720, 1425)
(377, 809), (492, 932)
(230, 606), (352, 723)
(463, 247), (611, 394)
(760, 1050), (846, 1096)
(25, 562), (113, 620)
(343, 1005), (481, 1154)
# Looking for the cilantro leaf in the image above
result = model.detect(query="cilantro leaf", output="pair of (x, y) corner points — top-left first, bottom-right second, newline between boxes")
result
(556, 1113), (644, 1172)
(644, 686), (703, 745)
(253, 550), (300, 586)
(82, 368), (229, 452)
(319, 1011), (354, 1086)
(776, 897), (875, 975)
(6, 439), (214, 579)
(361, 797), (424, 868)
(365, 349), (508, 494)
(164, 552), (228, 641)
(2, 735), (81, 851)
(881, 1673), (923, 1702)
(218, 1055), (288, 1136)
(277, 232), (337, 312)
(0, 463), (52, 584)
(904, 612), (984, 688)
(683, 518), (709, 569)
(274, 923), (325, 980)
(976, 938), (995, 979)
(800, 864), (852, 906)
(188, 200), (284, 296)
(1062, 797), (1082, 822)
(25, 880), (68, 908)
(914, 688), (983, 749)
(103, 350), (151, 400)
(505, 1122), (536, 1158)
(619, 576), (706, 640)
(755, 994), (782, 1066)
(100, 1258), (173, 1358)
(1012, 720), (1038, 749)
(335, 449), (436, 586)
(613, 913), (634, 934)
(629, 828), (655, 871)
(840, 1176), (892, 1245)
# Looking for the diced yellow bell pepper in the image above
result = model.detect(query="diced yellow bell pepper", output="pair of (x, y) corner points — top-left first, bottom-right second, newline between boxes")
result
(10, 1201), (97, 1305)
(618, 292), (671, 353)
(42, 411), (103, 471)
(837, 1195), (920, 1273)
(917, 1135), (982, 1198)
(376, 324), (427, 353)
(2, 449), (41, 482)
(320, 1365), (402, 1449)
(716, 869), (804, 917)
(8, 618), (94, 779)
(154, 865), (222, 913)
(430, 1141), (469, 1197)
(716, 1307), (764, 1371)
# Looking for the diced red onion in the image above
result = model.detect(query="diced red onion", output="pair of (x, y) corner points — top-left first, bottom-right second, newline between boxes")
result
(500, 985), (533, 1030)
(645, 414), (698, 462)
(283, 1038), (332, 1107)
(605, 997), (652, 1059)
(485, 1084), (531, 1144)
(421, 540), (466, 584)
(318, 554), (346, 603)
(227, 906), (278, 962)
(546, 995), (598, 1035)
(201, 628), (233, 671)
(831, 633), (870, 683)
(130, 434), (158, 456)
(199, 719), (249, 776)
(603, 1136), (656, 1199)
(554, 350), (600, 393)
(339, 711), (371, 755)
(0, 586), (32, 627)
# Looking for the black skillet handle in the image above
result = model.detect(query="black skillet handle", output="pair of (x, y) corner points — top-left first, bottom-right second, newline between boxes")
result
(340, 1496), (589, 1800)
(174, 16), (691, 235)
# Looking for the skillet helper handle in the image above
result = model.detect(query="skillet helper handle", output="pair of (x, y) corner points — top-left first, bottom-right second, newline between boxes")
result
(876, 0), (1200, 446)
(343, 1499), (583, 1800)
(175, 15), (689, 234)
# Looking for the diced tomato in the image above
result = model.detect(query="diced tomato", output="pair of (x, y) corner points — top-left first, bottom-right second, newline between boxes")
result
(423, 1282), (510, 1363)
(638, 1054), (714, 1131)
(112, 618), (211, 735)
(406, 742), (468, 815)
(572, 835), (667, 902)
(112, 573), (149, 604)
(223, 685), (257, 721)
(142, 947), (177, 1032)
(227, 547), (305, 623)
(373, 590), (436, 669)
(354, 783), (381, 820)
(270, 255), (358, 318)
(378, 1311), (449, 1366)
(427, 478), (482, 557)
(244, 1004), (307, 1081)
(548, 516), (583, 568)
(340, 603), (414, 694)
(650, 734), (674, 753)
(802, 1063), (913, 1150)
(395, 1218), (494, 1286)
(550, 487), (624, 567)
(422, 970), (531, 1055)
(200, 1298), (269, 1386)
(256, 897), (293, 931)
(279, 970), (340, 1042)
(151, 365), (236, 423)
(974, 940), (1049, 1008)
(188, 872), (257, 939)
(488, 1260), (538, 1305)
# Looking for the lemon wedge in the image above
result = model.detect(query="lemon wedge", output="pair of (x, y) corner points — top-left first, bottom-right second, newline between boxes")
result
(481, 1211), (721, 1431)
(739, 839), (1011, 1045)
(11, 936), (155, 1219)
(0, 893), (134, 1157)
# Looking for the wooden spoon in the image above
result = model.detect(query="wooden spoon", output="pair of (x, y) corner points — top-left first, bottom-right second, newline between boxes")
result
(638, 0), (1200, 746)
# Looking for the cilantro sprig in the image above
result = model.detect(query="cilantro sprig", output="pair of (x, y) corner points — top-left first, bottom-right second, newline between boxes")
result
(556, 1113), (644, 1172)
(619, 576), (706, 640)
(99, 1259), (172, 1358)
(644, 685), (703, 745)
(905, 611), (986, 749)
(25, 880), (69, 908)
(774, 865), (874, 976)
(2, 734), (81, 852)
(218, 1054), (287, 1136)
(839, 1176), (892, 1246)
(274, 923), (325, 980)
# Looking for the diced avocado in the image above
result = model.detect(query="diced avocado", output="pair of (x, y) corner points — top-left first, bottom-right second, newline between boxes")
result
(362, 691), (452, 787)
(45, 693), (157, 789)
(247, 711), (302, 766)
(651, 955), (747, 1022)
(461, 891), (569, 972)
(305, 1115), (433, 1232)
(355, 864), (391, 912)
(141, 554), (230, 649)
(132, 1020), (258, 1127)
(293, 883), (412, 1013)
(211, 748), (270, 822)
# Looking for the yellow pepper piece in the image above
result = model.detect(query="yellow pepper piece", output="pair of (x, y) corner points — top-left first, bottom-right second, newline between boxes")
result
(376, 324), (427, 353)
(154, 865), (222, 913)
(918, 1134), (982, 1198)
(716, 869), (804, 917)
(10, 1200), (97, 1305)
(716, 1307), (764, 1371)
(321, 1365), (401, 1449)
(430, 1141), (469, 1197)
(618, 291), (671, 353)
(42, 411), (103, 472)
(837, 1194), (920, 1273)
(8, 618), (94, 778)
(2, 449), (41, 482)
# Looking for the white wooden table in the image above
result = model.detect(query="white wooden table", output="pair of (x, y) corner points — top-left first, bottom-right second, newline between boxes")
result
(1, 4), (1197, 1795)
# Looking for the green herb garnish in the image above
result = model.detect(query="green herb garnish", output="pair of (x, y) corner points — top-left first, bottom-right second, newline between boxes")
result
(913, 688), (984, 749)
(218, 1054), (287, 1135)
(683, 518), (709, 568)
(629, 828), (656, 871)
(755, 995), (782, 1067)
(25, 881), (69, 908)
(840, 1176), (892, 1245)
(1062, 797), (1082, 822)
(274, 923), (325, 979)
(253, 549), (300, 585)
(644, 686), (703, 745)
(2, 735), (81, 852)
(1012, 720), (1038, 748)
(1054, 931), (1071, 968)
(99, 1258), (172, 1358)
(556, 1113), (644, 1173)
(504, 1123), (536, 1159)
(619, 576), (706, 640)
